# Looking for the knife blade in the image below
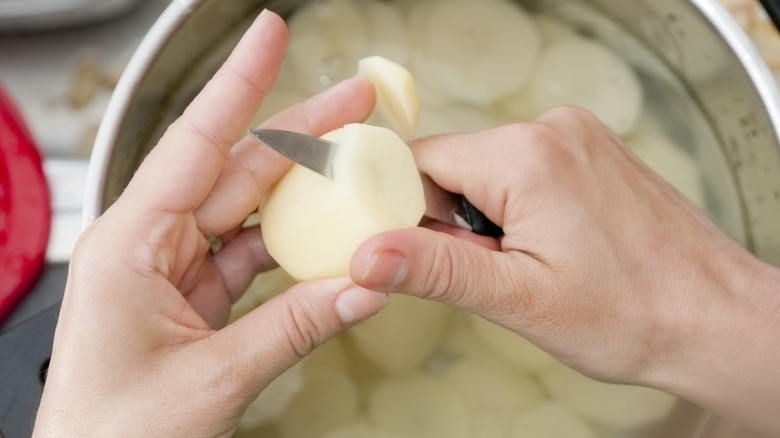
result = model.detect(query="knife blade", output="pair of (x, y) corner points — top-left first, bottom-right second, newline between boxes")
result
(249, 128), (502, 237)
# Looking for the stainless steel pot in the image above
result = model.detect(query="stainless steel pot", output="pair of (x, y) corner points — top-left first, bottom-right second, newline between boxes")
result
(84, 1), (780, 437)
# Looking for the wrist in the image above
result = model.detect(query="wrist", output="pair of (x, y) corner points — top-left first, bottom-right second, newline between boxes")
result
(645, 246), (780, 435)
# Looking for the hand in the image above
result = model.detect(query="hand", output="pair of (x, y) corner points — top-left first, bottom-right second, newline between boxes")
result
(350, 106), (780, 434)
(33, 11), (386, 437)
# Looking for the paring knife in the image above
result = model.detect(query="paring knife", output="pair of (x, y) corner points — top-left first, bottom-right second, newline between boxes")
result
(249, 128), (503, 237)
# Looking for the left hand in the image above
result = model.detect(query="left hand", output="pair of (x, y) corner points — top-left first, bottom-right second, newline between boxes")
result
(33, 11), (384, 437)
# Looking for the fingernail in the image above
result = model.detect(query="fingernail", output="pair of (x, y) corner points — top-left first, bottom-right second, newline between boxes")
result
(335, 287), (389, 325)
(361, 250), (408, 288)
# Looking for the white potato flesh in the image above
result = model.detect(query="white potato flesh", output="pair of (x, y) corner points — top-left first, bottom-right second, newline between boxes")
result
(238, 363), (304, 430)
(286, 0), (369, 94)
(539, 363), (678, 431)
(259, 123), (425, 280)
(347, 294), (451, 374)
(411, 0), (541, 105)
(368, 372), (472, 438)
(276, 365), (360, 438)
(511, 401), (597, 438)
(528, 37), (644, 136)
(359, 55), (420, 140)
(442, 356), (547, 437)
(468, 313), (557, 374)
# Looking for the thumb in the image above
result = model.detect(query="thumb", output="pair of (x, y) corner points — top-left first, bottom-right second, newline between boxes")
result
(206, 278), (387, 392)
(350, 227), (531, 315)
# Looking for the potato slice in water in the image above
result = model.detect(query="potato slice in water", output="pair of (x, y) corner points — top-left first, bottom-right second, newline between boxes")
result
(626, 130), (706, 207)
(468, 313), (558, 374)
(347, 294), (451, 374)
(539, 362), (678, 432)
(356, 0), (409, 67)
(368, 372), (472, 438)
(359, 55), (420, 140)
(441, 356), (547, 437)
(259, 123), (425, 280)
(320, 420), (406, 438)
(237, 363), (304, 431)
(286, 0), (369, 94)
(229, 268), (297, 322)
(411, 0), (541, 105)
(276, 364), (360, 438)
(528, 37), (644, 136)
(511, 401), (597, 438)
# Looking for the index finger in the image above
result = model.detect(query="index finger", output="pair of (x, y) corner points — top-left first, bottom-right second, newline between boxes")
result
(122, 10), (287, 213)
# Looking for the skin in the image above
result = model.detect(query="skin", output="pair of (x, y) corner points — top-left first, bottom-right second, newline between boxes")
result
(33, 11), (385, 437)
(351, 107), (780, 436)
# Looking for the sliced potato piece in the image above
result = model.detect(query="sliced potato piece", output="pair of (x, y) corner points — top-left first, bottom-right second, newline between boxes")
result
(320, 420), (406, 438)
(539, 362), (678, 432)
(359, 55), (420, 140)
(276, 365), (360, 438)
(286, 0), (369, 94)
(368, 372), (472, 438)
(511, 401), (597, 438)
(468, 313), (557, 374)
(347, 294), (451, 374)
(238, 362), (304, 430)
(442, 356), (547, 437)
(411, 0), (541, 105)
(625, 126), (705, 207)
(416, 103), (499, 138)
(528, 37), (644, 136)
(356, 0), (409, 66)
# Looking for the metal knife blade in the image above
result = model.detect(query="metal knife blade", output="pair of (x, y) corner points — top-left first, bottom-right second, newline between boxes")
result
(248, 128), (503, 237)
(250, 128), (338, 179)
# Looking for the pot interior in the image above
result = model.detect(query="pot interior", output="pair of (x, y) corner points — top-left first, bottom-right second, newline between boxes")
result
(91, 1), (780, 437)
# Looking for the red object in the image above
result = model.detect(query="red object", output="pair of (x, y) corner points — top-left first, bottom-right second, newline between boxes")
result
(0, 82), (51, 324)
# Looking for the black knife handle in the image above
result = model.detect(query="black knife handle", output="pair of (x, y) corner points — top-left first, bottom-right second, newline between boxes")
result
(758, 0), (780, 31)
(460, 197), (503, 237)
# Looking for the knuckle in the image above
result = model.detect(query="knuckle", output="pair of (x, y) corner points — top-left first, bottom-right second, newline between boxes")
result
(278, 300), (321, 359)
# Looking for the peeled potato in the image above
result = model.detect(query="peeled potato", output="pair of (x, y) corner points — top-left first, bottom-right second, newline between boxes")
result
(259, 123), (425, 280)
(539, 362), (678, 432)
(347, 294), (451, 374)
(511, 401), (597, 438)
(367, 372), (472, 438)
(468, 313), (557, 374)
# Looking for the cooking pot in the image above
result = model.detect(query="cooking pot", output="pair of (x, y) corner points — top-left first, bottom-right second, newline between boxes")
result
(84, 0), (780, 437)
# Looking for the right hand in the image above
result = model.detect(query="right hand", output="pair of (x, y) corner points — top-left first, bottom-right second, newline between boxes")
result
(349, 106), (780, 435)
